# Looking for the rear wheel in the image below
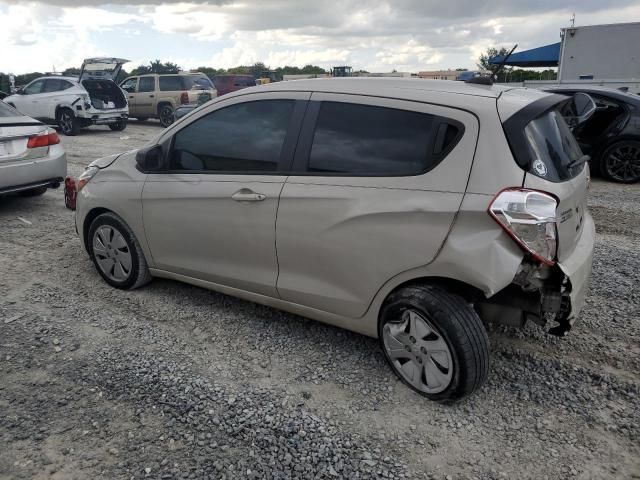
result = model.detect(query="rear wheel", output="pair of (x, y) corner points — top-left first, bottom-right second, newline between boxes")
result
(108, 120), (127, 131)
(159, 105), (174, 128)
(379, 284), (489, 403)
(19, 186), (48, 197)
(88, 212), (152, 290)
(57, 108), (80, 136)
(600, 139), (640, 183)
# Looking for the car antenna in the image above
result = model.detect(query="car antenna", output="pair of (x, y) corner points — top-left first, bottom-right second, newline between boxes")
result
(466, 44), (517, 85)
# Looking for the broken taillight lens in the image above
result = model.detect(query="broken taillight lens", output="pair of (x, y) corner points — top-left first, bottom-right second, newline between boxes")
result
(488, 188), (558, 266)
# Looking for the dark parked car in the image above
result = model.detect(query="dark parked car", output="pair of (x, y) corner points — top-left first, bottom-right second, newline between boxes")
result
(212, 75), (256, 96)
(545, 86), (640, 183)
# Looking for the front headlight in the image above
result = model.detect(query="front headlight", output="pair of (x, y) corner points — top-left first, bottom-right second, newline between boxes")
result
(77, 165), (99, 192)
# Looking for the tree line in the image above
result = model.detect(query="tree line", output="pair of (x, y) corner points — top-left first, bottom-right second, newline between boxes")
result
(0, 60), (330, 92)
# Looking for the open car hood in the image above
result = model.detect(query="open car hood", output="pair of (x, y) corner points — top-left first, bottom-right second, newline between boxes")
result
(79, 57), (129, 82)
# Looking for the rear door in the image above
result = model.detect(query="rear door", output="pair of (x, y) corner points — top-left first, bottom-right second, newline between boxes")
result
(136, 76), (156, 117)
(275, 94), (479, 318)
(38, 79), (74, 119)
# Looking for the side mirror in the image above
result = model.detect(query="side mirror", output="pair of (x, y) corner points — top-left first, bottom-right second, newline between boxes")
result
(16, 87), (24, 95)
(562, 92), (596, 128)
(135, 144), (164, 172)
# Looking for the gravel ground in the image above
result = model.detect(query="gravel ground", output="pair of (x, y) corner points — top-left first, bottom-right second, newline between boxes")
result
(1, 122), (639, 480)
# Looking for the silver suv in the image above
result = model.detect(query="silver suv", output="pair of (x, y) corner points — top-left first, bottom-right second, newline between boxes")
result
(69, 78), (595, 402)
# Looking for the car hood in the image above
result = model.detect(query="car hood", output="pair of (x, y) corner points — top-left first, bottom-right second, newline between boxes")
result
(89, 152), (123, 169)
(79, 57), (130, 82)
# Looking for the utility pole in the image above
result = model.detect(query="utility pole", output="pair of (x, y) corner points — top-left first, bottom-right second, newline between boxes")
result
(570, 13), (575, 28)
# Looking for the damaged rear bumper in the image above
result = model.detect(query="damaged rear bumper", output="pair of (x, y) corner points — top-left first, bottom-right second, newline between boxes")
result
(477, 211), (595, 336)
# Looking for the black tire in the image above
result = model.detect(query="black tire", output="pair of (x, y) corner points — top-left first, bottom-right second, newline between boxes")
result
(108, 120), (127, 131)
(599, 139), (640, 184)
(57, 108), (80, 136)
(19, 186), (48, 197)
(158, 104), (174, 128)
(88, 212), (152, 290)
(379, 284), (489, 403)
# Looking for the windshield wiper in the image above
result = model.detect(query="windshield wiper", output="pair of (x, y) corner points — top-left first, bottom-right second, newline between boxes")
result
(567, 154), (590, 169)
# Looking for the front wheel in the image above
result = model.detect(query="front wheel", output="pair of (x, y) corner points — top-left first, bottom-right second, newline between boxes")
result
(88, 212), (152, 290)
(159, 105), (174, 128)
(599, 139), (640, 183)
(379, 284), (489, 403)
(108, 120), (127, 131)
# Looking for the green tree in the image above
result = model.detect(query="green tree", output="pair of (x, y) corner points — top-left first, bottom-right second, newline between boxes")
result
(130, 60), (181, 76)
(477, 47), (510, 71)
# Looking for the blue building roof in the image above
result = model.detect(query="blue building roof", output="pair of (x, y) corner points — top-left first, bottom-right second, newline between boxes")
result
(489, 42), (560, 67)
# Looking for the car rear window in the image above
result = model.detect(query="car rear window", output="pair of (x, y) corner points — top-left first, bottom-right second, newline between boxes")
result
(524, 108), (584, 182)
(182, 75), (214, 90)
(0, 102), (19, 117)
(307, 102), (461, 176)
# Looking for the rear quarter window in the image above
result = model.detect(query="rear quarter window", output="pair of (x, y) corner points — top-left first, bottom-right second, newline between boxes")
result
(159, 76), (183, 91)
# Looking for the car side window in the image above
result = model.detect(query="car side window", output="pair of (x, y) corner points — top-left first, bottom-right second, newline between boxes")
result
(307, 102), (461, 175)
(159, 76), (183, 91)
(138, 77), (155, 93)
(170, 100), (295, 173)
(23, 80), (45, 95)
(120, 78), (138, 93)
(43, 79), (72, 93)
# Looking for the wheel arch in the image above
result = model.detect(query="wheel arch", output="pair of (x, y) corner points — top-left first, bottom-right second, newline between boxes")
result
(82, 207), (112, 254)
(157, 100), (174, 115)
(379, 276), (485, 315)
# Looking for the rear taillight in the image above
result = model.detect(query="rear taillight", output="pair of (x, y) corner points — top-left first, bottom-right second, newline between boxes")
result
(488, 188), (558, 266)
(27, 129), (60, 149)
(180, 92), (189, 104)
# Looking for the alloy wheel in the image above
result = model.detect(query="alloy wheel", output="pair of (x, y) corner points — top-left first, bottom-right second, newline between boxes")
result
(604, 142), (640, 183)
(382, 309), (454, 394)
(160, 106), (174, 127)
(60, 112), (74, 135)
(92, 225), (133, 282)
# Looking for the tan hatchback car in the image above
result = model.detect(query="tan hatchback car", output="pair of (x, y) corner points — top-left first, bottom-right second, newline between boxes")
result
(119, 73), (217, 127)
(70, 78), (595, 402)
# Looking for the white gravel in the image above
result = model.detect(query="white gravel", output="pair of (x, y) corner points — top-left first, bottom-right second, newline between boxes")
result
(0, 122), (638, 480)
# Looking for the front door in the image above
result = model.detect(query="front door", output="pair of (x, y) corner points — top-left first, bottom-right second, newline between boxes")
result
(120, 77), (138, 116)
(12, 79), (45, 118)
(142, 92), (308, 297)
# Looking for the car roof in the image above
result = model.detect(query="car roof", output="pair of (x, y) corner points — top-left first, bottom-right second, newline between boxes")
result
(32, 76), (78, 82)
(253, 77), (516, 99)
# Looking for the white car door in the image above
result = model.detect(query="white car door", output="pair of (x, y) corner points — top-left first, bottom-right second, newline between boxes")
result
(11, 79), (46, 118)
(37, 78), (75, 119)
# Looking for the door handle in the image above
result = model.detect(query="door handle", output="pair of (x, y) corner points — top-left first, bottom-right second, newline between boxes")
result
(149, 94), (155, 98)
(232, 189), (266, 202)
(129, 96), (134, 99)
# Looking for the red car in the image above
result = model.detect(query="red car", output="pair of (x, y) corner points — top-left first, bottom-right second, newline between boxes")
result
(212, 75), (256, 96)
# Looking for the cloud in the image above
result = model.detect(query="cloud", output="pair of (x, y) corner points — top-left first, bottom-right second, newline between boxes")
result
(1, 0), (639, 75)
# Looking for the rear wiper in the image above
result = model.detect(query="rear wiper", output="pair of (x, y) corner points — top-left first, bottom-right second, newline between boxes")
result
(567, 154), (590, 169)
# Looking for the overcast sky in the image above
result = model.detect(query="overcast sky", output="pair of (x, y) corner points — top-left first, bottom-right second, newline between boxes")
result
(1, 0), (638, 74)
